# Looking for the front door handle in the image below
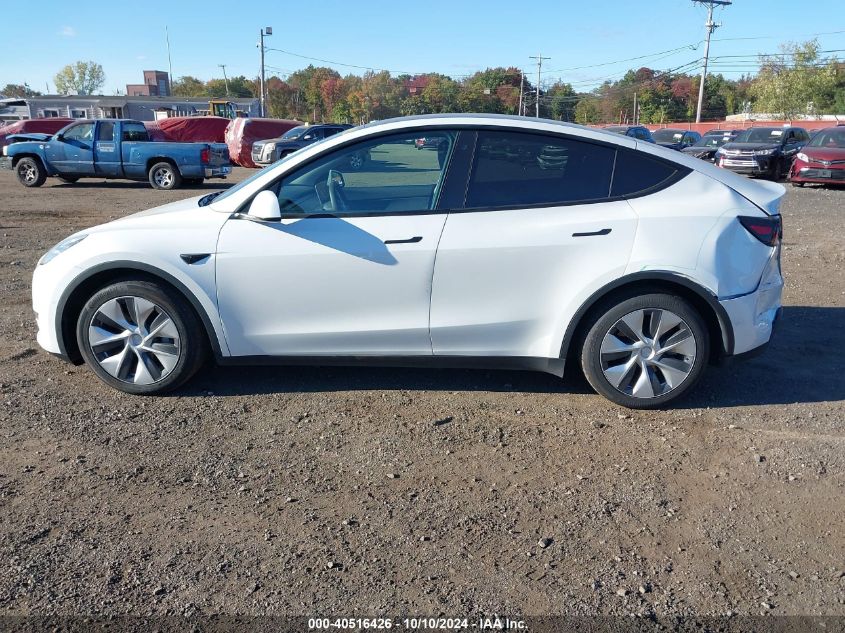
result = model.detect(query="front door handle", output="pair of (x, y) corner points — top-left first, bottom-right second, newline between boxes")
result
(572, 228), (612, 237)
(384, 236), (422, 244)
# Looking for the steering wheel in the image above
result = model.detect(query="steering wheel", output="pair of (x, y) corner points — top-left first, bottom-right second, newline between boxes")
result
(327, 169), (349, 212)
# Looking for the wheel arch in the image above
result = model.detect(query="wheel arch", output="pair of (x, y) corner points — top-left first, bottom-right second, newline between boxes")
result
(560, 272), (735, 367)
(56, 262), (223, 365)
(11, 153), (45, 168)
(146, 156), (181, 174)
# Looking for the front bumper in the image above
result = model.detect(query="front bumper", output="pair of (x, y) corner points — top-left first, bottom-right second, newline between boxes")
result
(790, 165), (845, 184)
(718, 155), (778, 175)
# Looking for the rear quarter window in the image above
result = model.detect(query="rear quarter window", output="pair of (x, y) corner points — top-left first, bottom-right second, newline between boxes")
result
(610, 149), (685, 197)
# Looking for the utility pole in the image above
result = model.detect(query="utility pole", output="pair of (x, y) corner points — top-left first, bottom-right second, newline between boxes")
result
(219, 64), (230, 97)
(518, 69), (524, 116)
(165, 26), (174, 96)
(633, 91), (638, 125)
(693, 0), (731, 123)
(259, 26), (272, 117)
(529, 53), (550, 118)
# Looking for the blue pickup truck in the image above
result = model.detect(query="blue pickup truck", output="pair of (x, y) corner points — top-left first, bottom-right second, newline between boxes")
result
(0, 119), (231, 190)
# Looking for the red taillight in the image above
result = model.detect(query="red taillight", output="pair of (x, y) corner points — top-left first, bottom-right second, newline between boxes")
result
(738, 215), (782, 247)
(200, 147), (210, 164)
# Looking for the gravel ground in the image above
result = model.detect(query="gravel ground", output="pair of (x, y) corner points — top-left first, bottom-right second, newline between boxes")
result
(0, 168), (843, 624)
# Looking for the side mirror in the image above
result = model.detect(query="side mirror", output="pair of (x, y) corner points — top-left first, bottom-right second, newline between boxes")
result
(247, 190), (281, 221)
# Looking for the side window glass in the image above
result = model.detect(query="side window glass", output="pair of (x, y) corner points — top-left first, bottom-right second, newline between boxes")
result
(64, 123), (94, 142)
(611, 149), (681, 197)
(97, 122), (115, 142)
(277, 131), (456, 215)
(465, 131), (615, 208)
(122, 123), (149, 142)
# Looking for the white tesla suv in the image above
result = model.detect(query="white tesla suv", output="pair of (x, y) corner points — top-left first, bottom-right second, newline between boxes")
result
(32, 114), (784, 408)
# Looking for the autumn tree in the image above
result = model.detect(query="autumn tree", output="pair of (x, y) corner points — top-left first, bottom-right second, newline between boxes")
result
(54, 61), (105, 95)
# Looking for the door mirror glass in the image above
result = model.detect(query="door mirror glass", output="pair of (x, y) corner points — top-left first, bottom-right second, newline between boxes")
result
(248, 190), (281, 221)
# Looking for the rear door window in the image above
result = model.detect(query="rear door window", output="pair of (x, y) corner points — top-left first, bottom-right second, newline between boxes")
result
(464, 131), (615, 208)
(97, 122), (115, 142)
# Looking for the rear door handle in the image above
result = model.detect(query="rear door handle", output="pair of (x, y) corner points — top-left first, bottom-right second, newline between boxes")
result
(384, 236), (422, 244)
(572, 228), (612, 237)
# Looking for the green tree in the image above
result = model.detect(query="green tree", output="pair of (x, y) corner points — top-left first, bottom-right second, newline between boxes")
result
(547, 82), (577, 121)
(171, 76), (207, 97)
(54, 61), (105, 95)
(750, 40), (840, 117)
(1, 83), (41, 98)
(574, 97), (602, 124)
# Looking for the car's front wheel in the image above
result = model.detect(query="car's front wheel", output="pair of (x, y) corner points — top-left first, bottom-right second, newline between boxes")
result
(16, 157), (46, 187)
(76, 280), (206, 395)
(580, 293), (709, 409)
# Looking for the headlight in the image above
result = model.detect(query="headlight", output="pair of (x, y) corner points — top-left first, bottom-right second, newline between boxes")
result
(754, 148), (776, 156)
(1, 145), (7, 156)
(715, 147), (726, 155)
(796, 152), (809, 162)
(39, 234), (87, 265)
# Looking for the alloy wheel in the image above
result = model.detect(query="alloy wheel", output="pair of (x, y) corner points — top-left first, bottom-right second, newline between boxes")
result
(87, 296), (181, 385)
(599, 308), (697, 399)
(18, 163), (37, 184)
(153, 167), (173, 188)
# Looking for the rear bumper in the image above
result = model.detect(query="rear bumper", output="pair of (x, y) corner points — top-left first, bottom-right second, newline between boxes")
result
(204, 165), (231, 179)
(719, 249), (783, 356)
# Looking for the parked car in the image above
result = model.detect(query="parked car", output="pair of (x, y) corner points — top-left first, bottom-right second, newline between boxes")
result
(602, 125), (655, 143)
(32, 114), (784, 409)
(652, 128), (701, 150)
(252, 124), (352, 166)
(0, 119), (231, 190)
(681, 130), (740, 162)
(788, 126), (845, 186)
(715, 126), (810, 179)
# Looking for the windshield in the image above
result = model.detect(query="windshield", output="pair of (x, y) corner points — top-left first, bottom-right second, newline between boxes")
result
(653, 129), (684, 143)
(691, 134), (733, 148)
(734, 128), (784, 143)
(281, 126), (308, 139)
(807, 128), (845, 149)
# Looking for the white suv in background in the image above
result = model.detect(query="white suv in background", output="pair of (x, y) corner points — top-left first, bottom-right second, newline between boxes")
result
(32, 114), (784, 408)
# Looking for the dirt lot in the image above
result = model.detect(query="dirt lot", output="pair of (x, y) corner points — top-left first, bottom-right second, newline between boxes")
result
(0, 168), (843, 624)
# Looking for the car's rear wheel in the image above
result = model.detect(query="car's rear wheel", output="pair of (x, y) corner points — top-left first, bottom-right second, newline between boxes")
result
(580, 293), (709, 409)
(148, 162), (182, 190)
(16, 157), (46, 187)
(76, 280), (206, 395)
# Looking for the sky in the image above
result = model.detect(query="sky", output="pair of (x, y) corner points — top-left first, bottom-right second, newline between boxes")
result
(0, 0), (843, 95)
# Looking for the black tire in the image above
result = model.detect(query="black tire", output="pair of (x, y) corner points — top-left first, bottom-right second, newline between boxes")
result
(76, 280), (207, 395)
(15, 157), (46, 187)
(58, 176), (79, 184)
(580, 292), (710, 409)
(148, 161), (182, 190)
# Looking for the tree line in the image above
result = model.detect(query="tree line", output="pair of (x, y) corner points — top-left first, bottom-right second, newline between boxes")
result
(2, 40), (841, 123)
